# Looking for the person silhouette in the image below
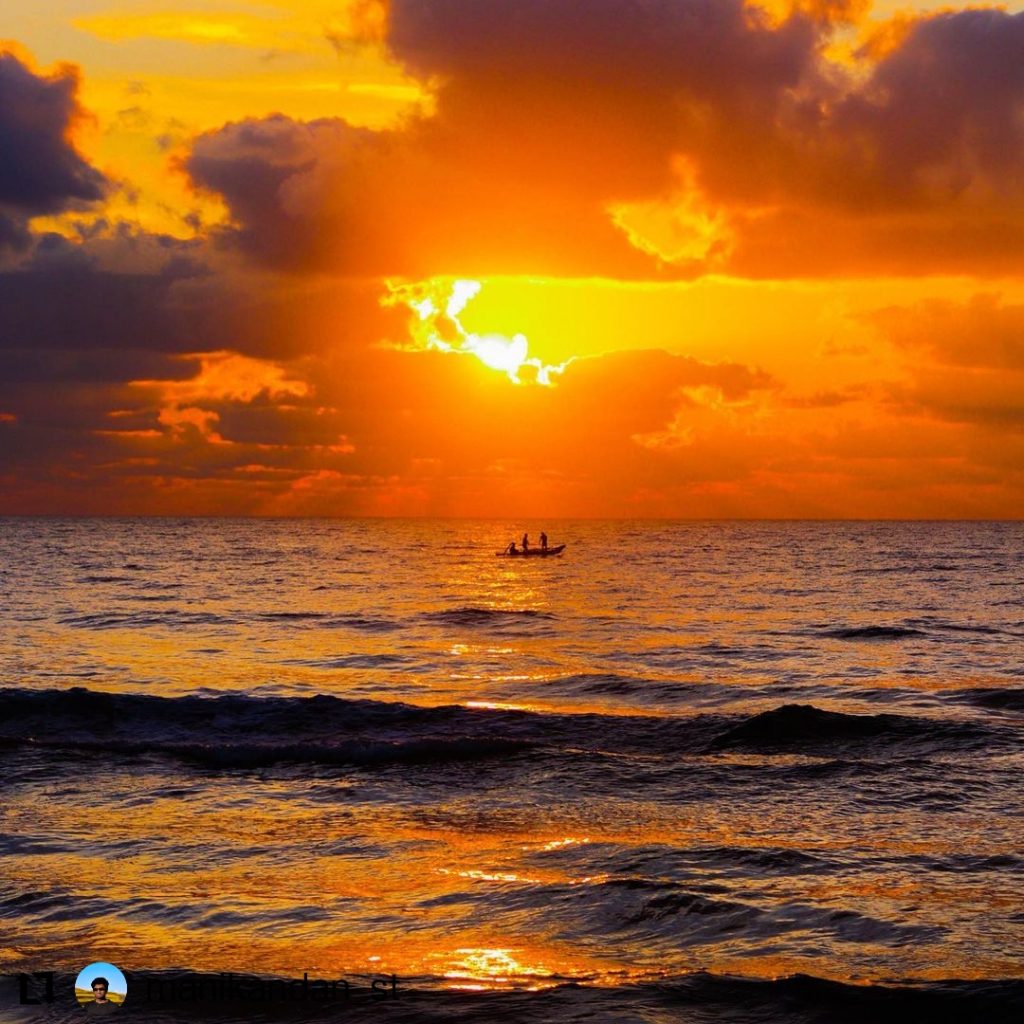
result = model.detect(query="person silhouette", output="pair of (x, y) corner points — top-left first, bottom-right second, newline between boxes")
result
(540, 532), (548, 550)
(521, 533), (529, 552)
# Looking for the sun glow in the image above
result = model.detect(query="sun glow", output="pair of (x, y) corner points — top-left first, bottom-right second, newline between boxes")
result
(384, 278), (567, 385)
(432, 947), (558, 990)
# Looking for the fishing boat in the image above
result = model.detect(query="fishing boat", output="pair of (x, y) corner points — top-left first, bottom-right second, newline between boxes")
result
(497, 544), (565, 557)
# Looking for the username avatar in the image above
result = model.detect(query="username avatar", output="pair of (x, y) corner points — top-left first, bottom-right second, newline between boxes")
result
(85, 977), (118, 1014)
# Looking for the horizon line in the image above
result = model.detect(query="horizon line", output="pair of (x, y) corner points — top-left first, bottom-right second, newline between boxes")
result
(1, 514), (1022, 524)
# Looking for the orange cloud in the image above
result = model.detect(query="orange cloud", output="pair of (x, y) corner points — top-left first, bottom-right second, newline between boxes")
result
(141, 351), (311, 405)
(868, 294), (1024, 371)
(175, 4), (1024, 281)
(866, 293), (1024, 435)
(4, 9), (1024, 519)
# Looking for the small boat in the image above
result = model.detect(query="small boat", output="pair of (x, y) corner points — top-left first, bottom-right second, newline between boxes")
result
(497, 544), (565, 557)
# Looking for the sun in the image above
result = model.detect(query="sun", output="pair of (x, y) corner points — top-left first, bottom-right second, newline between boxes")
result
(383, 278), (566, 385)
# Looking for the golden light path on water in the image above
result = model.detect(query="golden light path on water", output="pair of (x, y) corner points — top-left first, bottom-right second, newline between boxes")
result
(6, 772), (1022, 986)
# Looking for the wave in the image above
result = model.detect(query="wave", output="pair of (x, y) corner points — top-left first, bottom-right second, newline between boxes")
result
(59, 610), (238, 630)
(907, 852), (1024, 874)
(527, 672), (712, 702)
(950, 687), (1024, 712)
(521, 673), (753, 709)
(0, 688), (539, 769)
(422, 606), (556, 627)
(534, 671), (652, 695)
(256, 610), (331, 621)
(527, 839), (839, 879)
(927, 621), (1009, 636)
(255, 612), (401, 629)
(0, 687), (714, 771)
(813, 620), (1018, 642)
(14, 735), (536, 770)
(609, 883), (942, 949)
(284, 653), (414, 670)
(58, 609), (402, 633)
(361, 870), (943, 959)
(32, 969), (1024, 1024)
(0, 690), (1015, 772)
(709, 703), (998, 754)
(816, 625), (927, 641)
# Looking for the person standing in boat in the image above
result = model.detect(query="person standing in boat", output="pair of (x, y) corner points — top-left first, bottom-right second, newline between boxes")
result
(540, 531), (548, 551)
(522, 533), (529, 552)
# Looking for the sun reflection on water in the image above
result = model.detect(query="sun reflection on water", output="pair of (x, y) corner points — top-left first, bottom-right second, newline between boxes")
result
(432, 947), (560, 991)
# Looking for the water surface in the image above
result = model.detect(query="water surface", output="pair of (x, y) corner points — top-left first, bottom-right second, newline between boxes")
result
(1, 519), (1022, 1021)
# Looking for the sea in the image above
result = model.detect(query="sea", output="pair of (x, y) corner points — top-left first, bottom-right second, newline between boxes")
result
(0, 518), (1022, 1023)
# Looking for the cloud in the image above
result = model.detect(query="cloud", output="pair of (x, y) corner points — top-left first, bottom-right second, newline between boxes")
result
(867, 293), (1024, 432)
(3, 279), (1023, 516)
(0, 244), (206, 352)
(179, 3), (1024, 279)
(892, 368), (1024, 432)
(185, 0), (824, 278)
(868, 294), (1024, 371)
(707, 8), (1024, 274)
(5, 11), (1024, 516)
(836, 9), (1024, 207)
(0, 348), (199, 385)
(0, 227), (403, 357)
(300, 344), (780, 506)
(0, 285), (784, 514)
(0, 208), (400, 514)
(0, 50), (107, 248)
(185, 112), (660, 277)
(132, 350), (312, 443)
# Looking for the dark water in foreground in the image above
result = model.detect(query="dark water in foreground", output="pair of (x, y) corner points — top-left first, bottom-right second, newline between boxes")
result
(1, 519), (1022, 1022)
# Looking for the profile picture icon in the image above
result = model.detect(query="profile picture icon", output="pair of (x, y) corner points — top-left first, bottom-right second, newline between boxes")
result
(74, 962), (126, 1012)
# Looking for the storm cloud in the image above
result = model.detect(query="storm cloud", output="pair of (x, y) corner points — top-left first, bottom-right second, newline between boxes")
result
(0, 50), (107, 248)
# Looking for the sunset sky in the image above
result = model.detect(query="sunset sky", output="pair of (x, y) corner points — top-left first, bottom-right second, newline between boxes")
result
(2, 0), (1023, 517)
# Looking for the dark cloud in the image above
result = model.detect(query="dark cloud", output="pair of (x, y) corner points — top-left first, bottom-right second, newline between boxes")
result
(0, 348), (199, 385)
(182, 4), (1024, 279)
(185, 116), (389, 272)
(0, 50), (107, 244)
(185, 113), (660, 277)
(4, 8), (1024, 514)
(0, 221), (407, 509)
(0, 211), (30, 252)
(835, 9), (1024, 207)
(654, 7), (1024, 213)
(0, 229), (401, 357)
(214, 399), (353, 449)
(0, 260), (207, 352)
(185, 1), (824, 277)
(386, 0), (816, 114)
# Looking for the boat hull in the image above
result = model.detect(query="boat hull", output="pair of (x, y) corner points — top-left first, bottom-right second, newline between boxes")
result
(497, 544), (565, 557)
